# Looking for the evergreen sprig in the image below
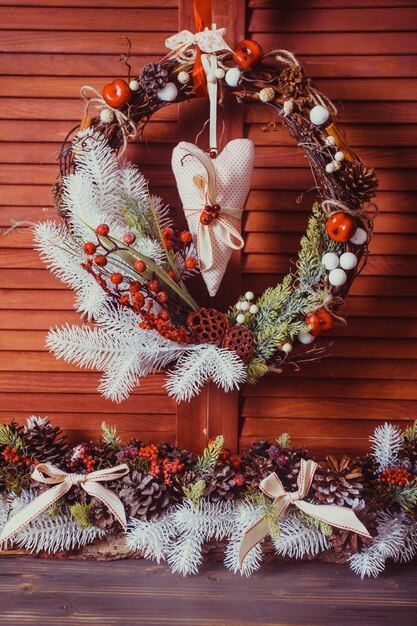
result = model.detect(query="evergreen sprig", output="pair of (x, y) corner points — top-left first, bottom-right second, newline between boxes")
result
(194, 436), (225, 475)
(101, 422), (123, 449)
(404, 420), (417, 442)
(183, 479), (206, 506)
(0, 422), (27, 453)
(276, 433), (291, 448)
(70, 502), (94, 529)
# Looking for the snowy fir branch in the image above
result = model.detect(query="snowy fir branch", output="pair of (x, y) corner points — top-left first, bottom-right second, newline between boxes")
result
(273, 513), (330, 559)
(370, 422), (404, 471)
(224, 500), (266, 577)
(126, 510), (177, 564)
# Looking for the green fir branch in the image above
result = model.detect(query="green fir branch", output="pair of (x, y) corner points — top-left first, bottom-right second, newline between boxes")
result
(183, 479), (206, 507)
(101, 422), (123, 449)
(276, 433), (291, 449)
(404, 420), (417, 442)
(0, 423), (27, 453)
(70, 502), (94, 529)
(245, 357), (269, 384)
(194, 436), (225, 475)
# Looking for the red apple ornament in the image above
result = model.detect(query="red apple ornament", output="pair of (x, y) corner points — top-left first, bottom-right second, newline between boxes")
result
(326, 212), (357, 242)
(102, 79), (132, 109)
(305, 309), (334, 337)
(233, 40), (263, 70)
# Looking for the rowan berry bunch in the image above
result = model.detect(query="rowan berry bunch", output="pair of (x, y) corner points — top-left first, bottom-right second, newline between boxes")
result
(67, 443), (96, 473)
(139, 444), (185, 486)
(2, 446), (38, 468)
(380, 467), (414, 488)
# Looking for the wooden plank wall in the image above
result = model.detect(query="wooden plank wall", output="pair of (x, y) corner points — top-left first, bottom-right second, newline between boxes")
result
(1, 0), (416, 456)
(0, 0), (182, 444)
(240, 0), (417, 454)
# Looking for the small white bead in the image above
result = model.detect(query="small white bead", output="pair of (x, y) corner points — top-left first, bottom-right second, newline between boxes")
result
(225, 67), (242, 87)
(177, 71), (190, 85)
(157, 82), (178, 102)
(215, 68), (225, 79)
(129, 79), (140, 92)
(298, 331), (315, 345)
(350, 227), (367, 246)
(236, 313), (246, 324)
(259, 87), (275, 103)
(322, 252), (339, 271)
(206, 72), (216, 84)
(240, 301), (250, 312)
(326, 162), (335, 174)
(309, 105), (330, 126)
(245, 291), (255, 301)
(339, 252), (358, 271)
(235, 301), (242, 311)
(325, 135), (336, 146)
(283, 99), (294, 116)
(249, 304), (259, 315)
(335, 150), (345, 162)
(328, 268), (347, 287)
(100, 108), (114, 123)
(282, 342), (293, 353)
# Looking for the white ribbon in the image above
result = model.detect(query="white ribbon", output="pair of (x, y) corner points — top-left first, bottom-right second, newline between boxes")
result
(165, 27), (232, 60)
(238, 459), (371, 569)
(0, 462), (130, 543)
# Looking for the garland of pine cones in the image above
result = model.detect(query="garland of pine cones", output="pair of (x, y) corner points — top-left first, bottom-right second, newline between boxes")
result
(1, 417), (417, 578)
(40, 39), (378, 402)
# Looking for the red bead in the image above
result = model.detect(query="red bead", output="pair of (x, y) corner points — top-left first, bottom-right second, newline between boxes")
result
(96, 224), (110, 236)
(83, 242), (97, 255)
(102, 79), (132, 109)
(133, 292), (145, 307)
(129, 281), (141, 293)
(110, 273), (123, 285)
(212, 204), (220, 212)
(159, 310), (170, 321)
(119, 294), (129, 305)
(167, 269), (177, 281)
(209, 150), (217, 159)
(326, 212), (356, 243)
(200, 212), (212, 225)
(94, 254), (107, 267)
(180, 231), (192, 244)
(134, 260), (147, 273)
(233, 39), (263, 70)
(162, 227), (174, 239)
(156, 290), (168, 304)
(211, 211), (219, 220)
(148, 279), (161, 292)
(123, 231), (136, 245)
(185, 257), (197, 269)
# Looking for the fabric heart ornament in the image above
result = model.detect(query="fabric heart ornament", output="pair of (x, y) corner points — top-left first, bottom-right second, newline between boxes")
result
(172, 139), (254, 296)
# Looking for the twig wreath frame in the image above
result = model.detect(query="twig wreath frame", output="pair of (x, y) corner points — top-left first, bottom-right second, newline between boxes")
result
(36, 30), (378, 403)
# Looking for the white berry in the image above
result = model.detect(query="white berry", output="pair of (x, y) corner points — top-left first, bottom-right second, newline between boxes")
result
(350, 227), (367, 246)
(335, 150), (345, 162)
(240, 301), (250, 312)
(100, 108), (114, 123)
(129, 79), (140, 92)
(339, 252), (358, 270)
(329, 268), (347, 287)
(177, 71), (190, 85)
(282, 342), (293, 353)
(225, 67), (242, 87)
(235, 301), (242, 311)
(249, 304), (259, 315)
(236, 313), (246, 324)
(309, 105), (330, 126)
(245, 291), (255, 301)
(157, 82), (178, 102)
(215, 68), (225, 79)
(322, 252), (339, 271)
(325, 135), (336, 146)
(326, 162), (335, 174)
(298, 331), (315, 345)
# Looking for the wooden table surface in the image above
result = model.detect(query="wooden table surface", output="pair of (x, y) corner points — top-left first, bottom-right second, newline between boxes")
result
(0, 557), (416, 626)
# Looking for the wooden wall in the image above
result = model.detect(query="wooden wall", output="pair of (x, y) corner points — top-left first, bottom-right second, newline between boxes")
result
(0, 0), (416, 455)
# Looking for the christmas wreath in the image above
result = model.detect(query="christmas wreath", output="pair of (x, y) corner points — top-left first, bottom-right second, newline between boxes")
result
(33, 11), (378, 402)
(1, 416), (416, 579)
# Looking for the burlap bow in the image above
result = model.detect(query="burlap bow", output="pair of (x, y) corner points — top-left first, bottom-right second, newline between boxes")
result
(165, 27), (232, 60)
(239, 459), (371, 569)
(0, 462), (130, 543)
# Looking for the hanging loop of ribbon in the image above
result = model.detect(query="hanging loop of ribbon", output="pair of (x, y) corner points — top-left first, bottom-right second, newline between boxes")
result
(0, 462), (130, 545)
(238, 459), (371, 570)
(181, 144), (244, 271)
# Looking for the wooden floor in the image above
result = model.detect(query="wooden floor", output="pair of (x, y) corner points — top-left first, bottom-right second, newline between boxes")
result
(0, 557), (416, 625)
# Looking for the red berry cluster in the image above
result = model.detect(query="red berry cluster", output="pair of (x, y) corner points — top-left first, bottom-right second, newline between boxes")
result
(2, 446), (38, 467)
(139, 310), (192, 343)
(200, 204), (221, 226)
(380, 467), (414, 488)
(138, 444), (185, 486)
(161, 227), (197, 270)
(68, 444), (96, 473)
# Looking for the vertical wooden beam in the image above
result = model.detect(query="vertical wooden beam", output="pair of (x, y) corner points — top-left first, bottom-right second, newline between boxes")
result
(176, 0), (246, 453)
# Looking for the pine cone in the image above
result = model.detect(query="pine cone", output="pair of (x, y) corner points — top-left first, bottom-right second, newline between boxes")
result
(140, 62), (168, 95)
(338, 162), (378, 206)
(90, 497), (117, 530)
(203, 465), (240, 502)
(277, 65), (308, 98)
(329, 501), (375, 554)
(24, 419), (68, 465)
(312, 456), (364, 507)
(119, 471), (171, 520)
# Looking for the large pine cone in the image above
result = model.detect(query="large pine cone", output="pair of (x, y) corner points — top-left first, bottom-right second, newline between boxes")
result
(24, 419), (68, 465)
(338, 162), (378, 206)
(241, 442), (275, 489)
(187, 308), (228, 345)
(140, 62), (168, 95)
(312, 456), (364, 507)
(222, 325), (255, 363)
(119, 471), (171, 520)
(203, 465), (240, 502)
(90, 497), (117, 530)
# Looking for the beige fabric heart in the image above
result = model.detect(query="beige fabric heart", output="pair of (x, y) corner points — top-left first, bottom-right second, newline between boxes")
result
(172, 139), (254, 296)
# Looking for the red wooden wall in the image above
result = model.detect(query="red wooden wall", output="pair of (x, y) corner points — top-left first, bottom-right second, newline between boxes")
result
(0, 0), (416, 455)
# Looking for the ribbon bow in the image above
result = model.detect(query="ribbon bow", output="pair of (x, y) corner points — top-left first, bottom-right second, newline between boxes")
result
(182, 144), (244, 271)
(239, 459), (371, 569)
(0, 462), (130, 544)
(165, 27), (232, 58)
